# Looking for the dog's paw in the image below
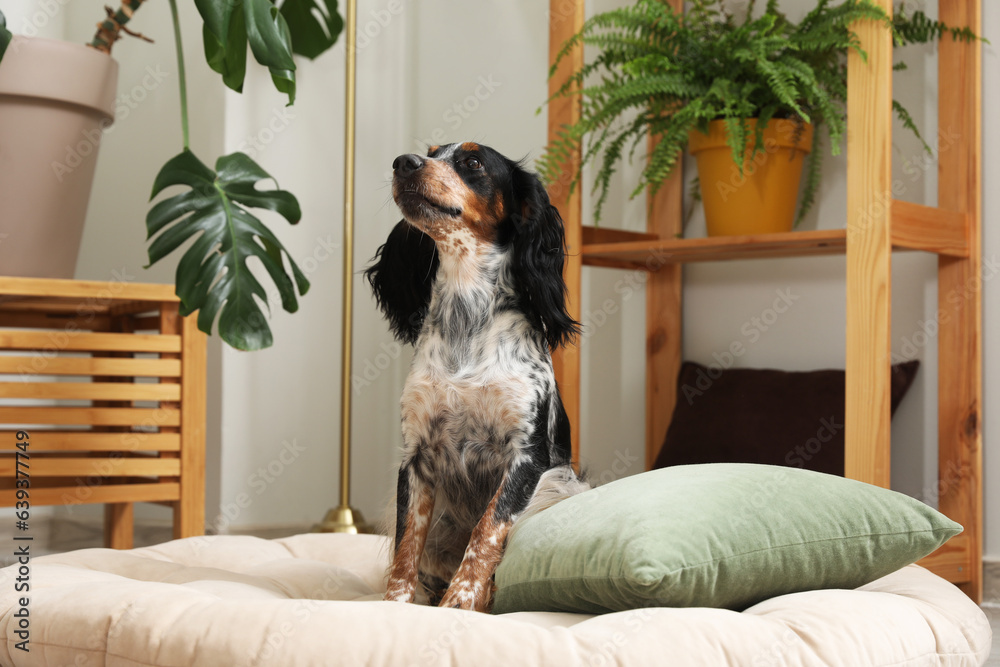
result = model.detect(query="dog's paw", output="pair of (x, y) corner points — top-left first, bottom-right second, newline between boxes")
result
(439, 581), (491, 612)
(383, 579), (415, 603)
(438, 589), (475, 611)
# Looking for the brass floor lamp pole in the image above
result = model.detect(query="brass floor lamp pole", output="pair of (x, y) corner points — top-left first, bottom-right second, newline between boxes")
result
(314, 0), (367, 534)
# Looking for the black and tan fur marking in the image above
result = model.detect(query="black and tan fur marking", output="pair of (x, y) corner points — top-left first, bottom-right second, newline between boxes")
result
(367, 143), (587, 612)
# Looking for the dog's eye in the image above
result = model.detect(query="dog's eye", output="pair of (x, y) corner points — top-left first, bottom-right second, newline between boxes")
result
(463, 157), (482, 170)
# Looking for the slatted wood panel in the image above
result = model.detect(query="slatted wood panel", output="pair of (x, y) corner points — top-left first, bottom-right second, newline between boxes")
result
(0, 299), (165, 317)
(0, 276), (177, 302)
(90, 310), (138, 548)
(0, 431), (180, 451)
(0, 382), (181, 401)
(0, 407), (181, 427)
(0, 457), (180, 477)
(0, 329), (182, 353)
(0, 483), (180, 506)
(0, 312), (114, 331)
(0, 276), (206, 550)
(0, 356), (181, 377)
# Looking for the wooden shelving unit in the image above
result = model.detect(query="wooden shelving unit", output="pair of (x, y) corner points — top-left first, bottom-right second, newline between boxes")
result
(0, 276), (207, 549)
(582, 199), (968, 268)
(547, 0), (982, 600)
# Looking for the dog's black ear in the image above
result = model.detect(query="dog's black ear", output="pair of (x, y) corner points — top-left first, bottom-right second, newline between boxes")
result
(509, 167), (581, 350)
(364, 220), (438, 345)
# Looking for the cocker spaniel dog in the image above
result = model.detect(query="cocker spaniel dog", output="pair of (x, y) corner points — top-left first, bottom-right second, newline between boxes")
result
(366, 142), (588, 612)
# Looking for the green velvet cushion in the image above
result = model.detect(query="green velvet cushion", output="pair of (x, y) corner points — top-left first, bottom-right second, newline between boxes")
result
(492, 463), (961, 614)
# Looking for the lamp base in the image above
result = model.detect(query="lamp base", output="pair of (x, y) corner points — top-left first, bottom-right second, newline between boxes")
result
(312, 505), (370, 534)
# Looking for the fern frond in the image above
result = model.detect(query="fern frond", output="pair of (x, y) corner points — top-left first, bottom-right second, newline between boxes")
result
(539, 0), (979, 227)
(894, 7), (982, 46)
(892, 99), (931, 155)
(795, 128), (824, 227)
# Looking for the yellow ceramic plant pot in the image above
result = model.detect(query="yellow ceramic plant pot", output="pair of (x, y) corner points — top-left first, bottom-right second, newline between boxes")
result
(688, 119), (813, 237)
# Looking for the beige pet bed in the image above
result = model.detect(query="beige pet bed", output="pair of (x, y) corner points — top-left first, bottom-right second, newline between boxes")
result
(0, 533), (991, 666)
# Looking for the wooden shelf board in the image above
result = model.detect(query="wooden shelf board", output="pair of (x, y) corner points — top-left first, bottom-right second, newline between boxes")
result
(0, 482), (180, 506)
(891, 200), (968, 256)
(582, 226), (659, 245)
(0, 456), (180, 478)
(0, 276), (178, 303)
(0, 430), (181, 452)
(0, 329), (181, 353)
(583, 200), (969, 270)
(583, 229), (848, 269)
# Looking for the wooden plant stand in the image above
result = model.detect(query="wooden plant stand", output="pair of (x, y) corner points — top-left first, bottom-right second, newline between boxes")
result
(0, 276), (207, 549)
(547, 0), (983, 600)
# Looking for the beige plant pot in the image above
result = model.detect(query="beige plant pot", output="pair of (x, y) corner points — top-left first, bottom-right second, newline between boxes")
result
(0, 36), (117, 278)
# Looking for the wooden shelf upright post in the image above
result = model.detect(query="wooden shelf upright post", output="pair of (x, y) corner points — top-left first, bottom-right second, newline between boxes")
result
(844, 1), (894, 487)
(935, 0), (983, 602)
(644, 0), (685, 472)
(548, 0), (585, 466)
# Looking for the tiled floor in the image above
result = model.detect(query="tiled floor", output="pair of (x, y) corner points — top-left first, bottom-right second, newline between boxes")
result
(984, 606), (999, 666)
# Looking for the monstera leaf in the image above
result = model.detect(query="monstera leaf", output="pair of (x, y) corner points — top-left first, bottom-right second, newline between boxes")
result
(197, 0), (342, 104)
(0, 10), (12, 61)
(202, 9), (248, 93)
(146, 150), (310, 351)
(280, 0), (343, 59)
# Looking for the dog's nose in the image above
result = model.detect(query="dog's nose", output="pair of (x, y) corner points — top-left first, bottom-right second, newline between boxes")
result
(393, 154), (424, 176)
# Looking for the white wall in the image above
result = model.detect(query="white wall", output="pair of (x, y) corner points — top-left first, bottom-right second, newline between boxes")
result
(7, 0), (993, 555)
(215, 15), (372, 530)
(216, 0), (553, 530)
(982, 1), (998, 559)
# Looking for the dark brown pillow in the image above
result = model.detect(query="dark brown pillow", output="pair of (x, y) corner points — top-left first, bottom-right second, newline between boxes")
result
(653, 360), (920, 476)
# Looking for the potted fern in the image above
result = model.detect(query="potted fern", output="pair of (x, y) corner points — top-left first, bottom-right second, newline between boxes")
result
(0, 0), (343, 350)
(542, 0), (979, 236)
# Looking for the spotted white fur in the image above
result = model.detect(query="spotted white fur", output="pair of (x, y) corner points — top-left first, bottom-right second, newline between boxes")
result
(375, 143), (589, 612)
